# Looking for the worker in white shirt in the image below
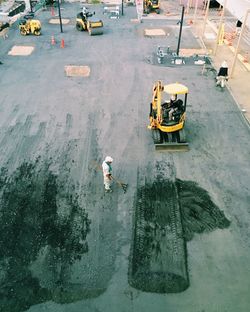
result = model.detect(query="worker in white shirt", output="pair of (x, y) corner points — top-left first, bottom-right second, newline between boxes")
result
(102, 156), (113, 192)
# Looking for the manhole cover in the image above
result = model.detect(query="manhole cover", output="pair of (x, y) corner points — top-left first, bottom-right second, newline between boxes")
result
(64, 65), (90, 77)
(144, 29), (166, 36)
(8, 45), (34, 56)
(49, 18), (70, 25)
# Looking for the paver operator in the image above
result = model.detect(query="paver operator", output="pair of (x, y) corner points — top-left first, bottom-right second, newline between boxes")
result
(102, 156), (113, 192)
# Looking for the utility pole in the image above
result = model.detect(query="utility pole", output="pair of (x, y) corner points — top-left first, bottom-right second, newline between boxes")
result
(193, 0), (198, 26)
(29, 0), (33, 13)
(202, 0), (210, 37)
(214, 0), (227, 55)
(122, 0), (124, 16)
(177, 6), (185, 56)
(57, 0), (63, 33)
(231, 9), (250, 77)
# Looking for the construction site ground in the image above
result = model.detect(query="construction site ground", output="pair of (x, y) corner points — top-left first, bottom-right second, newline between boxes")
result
(0, 1), (250, 312)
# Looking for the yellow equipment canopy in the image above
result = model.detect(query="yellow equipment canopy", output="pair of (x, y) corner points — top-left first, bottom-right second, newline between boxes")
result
(164, 83), (188, 95)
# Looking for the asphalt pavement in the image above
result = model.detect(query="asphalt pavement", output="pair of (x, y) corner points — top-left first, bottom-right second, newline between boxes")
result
(0, 2), (250, 312)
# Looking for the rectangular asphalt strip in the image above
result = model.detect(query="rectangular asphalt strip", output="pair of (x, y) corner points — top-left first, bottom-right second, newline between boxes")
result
(128, 178), (189, 293)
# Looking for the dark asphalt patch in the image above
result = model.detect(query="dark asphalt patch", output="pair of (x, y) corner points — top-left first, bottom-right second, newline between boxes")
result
(176, 179), (230, 241)
(129, 178), (230, 293)
(0, 161), (90, 312)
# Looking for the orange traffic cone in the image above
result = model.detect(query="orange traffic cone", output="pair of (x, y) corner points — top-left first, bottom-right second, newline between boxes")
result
(51, 35), (56, 45)
(51, 6), (55, 16)
(60, 38), (65, 48)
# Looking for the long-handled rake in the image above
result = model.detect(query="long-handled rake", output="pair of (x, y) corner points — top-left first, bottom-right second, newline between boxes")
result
(91, 160), (128, 194)
(110, 176), (128, 194)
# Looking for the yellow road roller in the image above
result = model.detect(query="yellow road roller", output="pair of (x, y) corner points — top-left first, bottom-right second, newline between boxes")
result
(19, 18), (41, 36)
(76, 11), (103, 36)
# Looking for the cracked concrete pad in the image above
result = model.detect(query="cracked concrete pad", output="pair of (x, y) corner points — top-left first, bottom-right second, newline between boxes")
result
(8, 45), (34, 56)
(144, 29), (166, 36)
(49, 18), (70, 24)
(64, 65), (90, 77)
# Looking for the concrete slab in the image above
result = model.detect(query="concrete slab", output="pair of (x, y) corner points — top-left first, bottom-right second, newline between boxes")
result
(144, 28), (166, 36)
(49, 18), (71, 25)
(8, 45), (34, 56)
(64, 65), (90, 77)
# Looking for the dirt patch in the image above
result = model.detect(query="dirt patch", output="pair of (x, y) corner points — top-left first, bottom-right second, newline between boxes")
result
(0, 160), (91, 312)
(8, 45), (34, 56)
(144, 29), (166, 36)
(129, 171), (230, 293)
(64, 65), (90, 77)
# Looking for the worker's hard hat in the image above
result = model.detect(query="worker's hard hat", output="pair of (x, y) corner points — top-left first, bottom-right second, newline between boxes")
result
(105, 156), (113, 163)
(221, 61), (228, 68)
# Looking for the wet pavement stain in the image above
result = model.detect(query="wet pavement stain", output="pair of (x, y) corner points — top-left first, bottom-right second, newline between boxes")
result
(0, 161), (91, 312)
(129, 177), (230, 293)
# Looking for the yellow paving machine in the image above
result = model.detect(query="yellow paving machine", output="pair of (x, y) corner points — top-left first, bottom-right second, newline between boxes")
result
(19, 18), (41, 36)
(143, 0), (160, 14)
(148, 81), (189, 151)
(76, 11), (103, 36)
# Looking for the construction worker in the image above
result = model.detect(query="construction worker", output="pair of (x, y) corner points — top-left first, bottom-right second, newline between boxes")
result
(168, 94), (177, 120)
(82, 6), (89, 16)
(235, 20), (242, 36)
(102, 156), (113, 192)
(216, 61), (228, 87)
